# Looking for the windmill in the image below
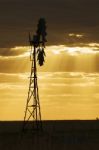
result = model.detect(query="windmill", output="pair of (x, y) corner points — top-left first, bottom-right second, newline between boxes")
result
(23, 18), (47, 132)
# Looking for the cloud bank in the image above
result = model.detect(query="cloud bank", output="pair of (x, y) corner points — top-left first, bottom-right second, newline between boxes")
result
(0, 0), (99, 47)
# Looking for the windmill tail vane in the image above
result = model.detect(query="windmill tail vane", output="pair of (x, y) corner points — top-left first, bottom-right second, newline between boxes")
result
(37, 48), (46, 66)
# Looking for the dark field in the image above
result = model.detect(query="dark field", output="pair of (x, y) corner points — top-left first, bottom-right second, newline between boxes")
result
(0, 120), (99, 150)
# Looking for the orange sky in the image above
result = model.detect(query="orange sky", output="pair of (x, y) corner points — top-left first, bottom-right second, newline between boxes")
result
(0, 0), (99, 120)
(0, 44), (99, 120)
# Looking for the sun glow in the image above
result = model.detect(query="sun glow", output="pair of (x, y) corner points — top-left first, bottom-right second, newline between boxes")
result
(1, 43), (99, 120)
(45, 44), (99, 56)
(7, 43), (99, 58)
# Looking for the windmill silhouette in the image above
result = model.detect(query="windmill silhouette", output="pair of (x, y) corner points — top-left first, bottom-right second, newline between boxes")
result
(23, 18), (47, 132)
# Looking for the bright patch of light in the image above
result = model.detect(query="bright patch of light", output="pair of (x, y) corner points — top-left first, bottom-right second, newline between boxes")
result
(52, 50), (60, 55)
(88, 43), (99, 47)
(1, 43), (99, 60)
(12, 46), (28, 50)
(12, 46), (30, 57)
(46, 45), (99, 55)
(68, 33), (84, 38)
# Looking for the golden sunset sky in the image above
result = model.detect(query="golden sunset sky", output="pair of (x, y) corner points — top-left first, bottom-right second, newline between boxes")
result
(0, 0), (99, 120)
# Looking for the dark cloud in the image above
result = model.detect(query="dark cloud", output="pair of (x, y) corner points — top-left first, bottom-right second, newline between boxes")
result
(0, 48), (25, 56)
(0, 0), (99, 47)
(0, 56), (30, 73)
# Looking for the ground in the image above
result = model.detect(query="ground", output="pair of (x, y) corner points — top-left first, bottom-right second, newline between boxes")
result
(0, 120), (99, 150)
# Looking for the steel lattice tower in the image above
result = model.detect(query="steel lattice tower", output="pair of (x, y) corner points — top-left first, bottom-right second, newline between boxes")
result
(23, 18), (47, 132)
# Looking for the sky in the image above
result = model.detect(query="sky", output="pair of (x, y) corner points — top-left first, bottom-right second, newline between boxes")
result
(0, 0), (99, 120)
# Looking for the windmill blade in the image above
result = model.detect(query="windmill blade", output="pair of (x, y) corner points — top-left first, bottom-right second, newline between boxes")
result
(36, 18), (47, 44)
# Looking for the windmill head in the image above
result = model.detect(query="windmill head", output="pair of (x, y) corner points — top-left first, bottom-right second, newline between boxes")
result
(28, 18), (47, 47)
